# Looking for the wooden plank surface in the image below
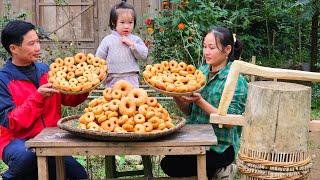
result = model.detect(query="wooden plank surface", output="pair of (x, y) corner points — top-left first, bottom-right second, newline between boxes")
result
(33, 146), (207, 156)
(26, 125), (217, 148)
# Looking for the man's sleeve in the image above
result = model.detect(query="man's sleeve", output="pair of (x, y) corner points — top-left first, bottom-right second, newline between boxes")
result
(0, 80), (45, 132)
(227, 76), (248, 115)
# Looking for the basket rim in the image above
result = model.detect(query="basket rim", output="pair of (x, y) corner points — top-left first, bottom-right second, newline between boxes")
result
(57, 115), (186, 140)
(143, 77), (205, 97)
(54, 73), (107, 95)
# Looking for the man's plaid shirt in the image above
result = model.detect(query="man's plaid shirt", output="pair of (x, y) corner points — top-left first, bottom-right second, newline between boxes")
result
(188, 61), (248, 154)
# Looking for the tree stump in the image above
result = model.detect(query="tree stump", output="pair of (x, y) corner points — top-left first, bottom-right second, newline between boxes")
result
(237, 81), (312, 179)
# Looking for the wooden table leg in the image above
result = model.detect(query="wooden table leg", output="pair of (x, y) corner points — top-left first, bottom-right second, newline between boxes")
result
(197, 154), (207, 180)
(55, 156), (66, 180)
(37, 156), (49, 180)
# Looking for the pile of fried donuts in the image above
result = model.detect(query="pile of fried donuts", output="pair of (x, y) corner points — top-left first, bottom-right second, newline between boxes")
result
(143, 60), (206, 93)
(77, 80), (175, 133)
(48, 53), (107, 93)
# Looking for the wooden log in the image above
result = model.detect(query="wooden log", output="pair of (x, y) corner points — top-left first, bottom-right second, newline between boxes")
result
(242, 81), (311, 152)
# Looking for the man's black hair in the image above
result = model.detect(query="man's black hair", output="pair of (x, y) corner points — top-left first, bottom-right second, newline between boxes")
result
(1, 20), (35, 55)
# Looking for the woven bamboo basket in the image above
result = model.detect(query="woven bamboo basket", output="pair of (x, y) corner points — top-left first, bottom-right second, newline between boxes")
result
(143, 77), (205, 97)
(55, 73), (107, 95)
(57, 115), (186, 141)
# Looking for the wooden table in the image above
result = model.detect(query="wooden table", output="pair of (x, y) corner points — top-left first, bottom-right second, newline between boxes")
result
(26, 125), (217, 180)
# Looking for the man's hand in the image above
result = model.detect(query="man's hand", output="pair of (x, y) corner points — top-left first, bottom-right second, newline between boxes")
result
(121, 36), (135, 47)
(38, 83), (59, 97)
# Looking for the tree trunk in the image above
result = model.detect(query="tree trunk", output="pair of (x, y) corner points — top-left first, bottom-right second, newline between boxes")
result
(310, 9), (319, 72)
(237, 81), (312, 179)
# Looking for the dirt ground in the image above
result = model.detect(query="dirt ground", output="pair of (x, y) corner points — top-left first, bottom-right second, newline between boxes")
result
(308, 131), (320, 179)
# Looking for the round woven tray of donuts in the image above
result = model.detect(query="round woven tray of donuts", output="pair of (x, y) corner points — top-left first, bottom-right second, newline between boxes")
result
(57, 115), (186, 141)
(48, 53), (108, 94)
(143, 60), (206, 97)
(144, 77), (205, 97)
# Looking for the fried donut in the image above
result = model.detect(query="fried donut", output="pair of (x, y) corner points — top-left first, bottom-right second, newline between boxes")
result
(66, 71), (75, 80)
(144, 122), (153, 132)
(75, 68), (84, 76)
(97, 115), (108, 123)
(75, 53), (87, 63)
(119, 97), (136, 117)
(128, 88), (148, 106)
(80, 112), (95, 124)
(161, 61), (170, 70)
(122, 123), (134, 132)
(77, 123), (87, 129)
(92, 57), (101, 67)
(147, 97), (158, 107)
(157, 123), (166, 130)
(165, 121), (175, 129)
(169, 60), (178, 70)
(87, 122), (100, 131)
(186, 64), (196, 74)
(70, 83), (81, 92)
(82, 82), (93, 91)
(103, 88), (112, 101)
(134, 124), (146, 133)
(54, 58), (64, 66)
(101, 119), (115, 132)
(49, 63), (60, 72)
(148, 117), (160, 129)
(154, 63), (163, 73)
(145, 65), (153, 71)
(111, 89), (122, 100)
(113, 80), (133, 96)
(86, 53), (95, 64)
(69, 78), (78, 84)
(117, 115), (128, 126)
(134, 114), (146, 124)
(77, 76), (87, 83)
(178, 62), (187, 70)
(109, 99), (121, 111)
(138, 104), (148, 116)
(76, 62), (88, 69)
(64, 57), (75, 66)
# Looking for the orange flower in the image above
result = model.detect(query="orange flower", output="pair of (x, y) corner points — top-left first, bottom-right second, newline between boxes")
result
(147, 27), (154, 35)
(159, 27), (165, 33)
(177, 23), (185, 30)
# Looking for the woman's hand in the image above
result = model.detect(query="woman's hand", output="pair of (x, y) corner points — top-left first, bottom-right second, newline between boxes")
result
(38, 83), (59, 97)
(176, 93), (203, 104)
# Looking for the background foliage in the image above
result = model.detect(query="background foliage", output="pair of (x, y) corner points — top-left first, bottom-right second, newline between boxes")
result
(142, 0), (318, 70)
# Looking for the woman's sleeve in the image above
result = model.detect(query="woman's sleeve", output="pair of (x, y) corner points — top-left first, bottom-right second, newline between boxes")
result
(227, 76), (248, 115)
(130, 37), (148, 60)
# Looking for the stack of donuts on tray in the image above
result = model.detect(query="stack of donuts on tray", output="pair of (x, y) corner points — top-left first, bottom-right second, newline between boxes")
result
(143, 60), (206, 93)
(77, 80), (175, 133)
(48, 53), (107, 93)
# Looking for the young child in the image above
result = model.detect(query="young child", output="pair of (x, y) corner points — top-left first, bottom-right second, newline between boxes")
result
(95, 1), (148, 88)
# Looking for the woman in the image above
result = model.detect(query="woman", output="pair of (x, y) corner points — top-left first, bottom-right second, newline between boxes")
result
(161, 27), (248, 179)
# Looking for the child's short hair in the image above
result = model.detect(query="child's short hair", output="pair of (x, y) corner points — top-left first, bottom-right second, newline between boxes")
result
(109, 2), (137, 30)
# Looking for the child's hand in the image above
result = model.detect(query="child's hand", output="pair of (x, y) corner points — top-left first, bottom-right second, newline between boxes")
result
(121, 36), (135, 47)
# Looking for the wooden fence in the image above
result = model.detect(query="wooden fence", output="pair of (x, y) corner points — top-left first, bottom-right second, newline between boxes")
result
(0, 0), (162, 53)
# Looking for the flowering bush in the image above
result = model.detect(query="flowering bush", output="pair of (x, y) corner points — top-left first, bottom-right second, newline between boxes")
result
(142, 0), (232, 67)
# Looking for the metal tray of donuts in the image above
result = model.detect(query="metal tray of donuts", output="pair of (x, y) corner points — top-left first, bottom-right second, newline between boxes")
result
(57, 115), (186, 141)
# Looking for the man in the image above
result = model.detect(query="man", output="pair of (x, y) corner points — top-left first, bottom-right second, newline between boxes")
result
(0, 20), (88, 179)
